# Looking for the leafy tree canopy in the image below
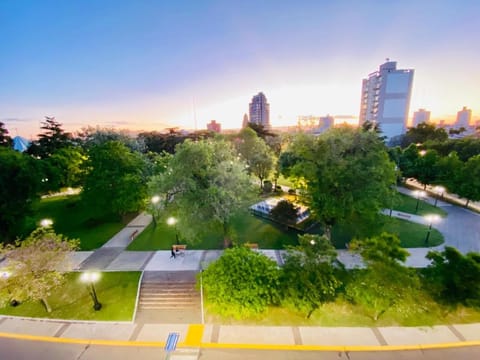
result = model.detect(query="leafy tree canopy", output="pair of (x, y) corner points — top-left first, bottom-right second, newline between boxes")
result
(82, 141), (148, 218)
(425, 246), (480, 306)
(27, 117), (72, 158)
(0, 227), (79, 312)
(281, 234), (342, 318)
(0, 122), (12, 148)
(0, 148), (42, 242)
(148, 139), (255, 244)
(201, 246), (280, 318)
(282, 127), (397, 240)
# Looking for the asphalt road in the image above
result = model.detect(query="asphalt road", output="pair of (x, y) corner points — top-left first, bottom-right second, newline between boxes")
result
(437, 204), (480, 253)
(1, 338), (480, 360)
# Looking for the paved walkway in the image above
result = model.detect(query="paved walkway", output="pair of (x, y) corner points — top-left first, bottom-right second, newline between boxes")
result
(2, 190), (480, 353)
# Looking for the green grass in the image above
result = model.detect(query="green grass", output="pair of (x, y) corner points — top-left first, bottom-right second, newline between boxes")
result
(331, 216), (444, 249)
(0, 272), (141, 321)
(393, 193), (447, 217)
(31, 195), (129, 250)
(205, 299), (480, 327)
(128, 213), (300, 250)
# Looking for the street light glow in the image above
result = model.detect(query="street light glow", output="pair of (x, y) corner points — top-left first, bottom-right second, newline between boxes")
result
(1, 271), (11, 279)
(80, 271), (101, 283)
(151, 195), (160, 204)
(40, 218), (53, 227)
(167, 217), (177, 226)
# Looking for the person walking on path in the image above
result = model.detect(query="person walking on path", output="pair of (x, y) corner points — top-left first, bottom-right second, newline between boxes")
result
(170, 245), (177, 259)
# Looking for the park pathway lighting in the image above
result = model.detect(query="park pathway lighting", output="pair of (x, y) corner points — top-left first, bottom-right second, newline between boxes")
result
(424, 214), (441, 246)
(151, 195), (160, 226)
(413, 190), (426, 213)
(40, 218), (53, 227)
(80, 272), (102, 311)
(433, 186), (445, 207)
(167, 216), (179, 244)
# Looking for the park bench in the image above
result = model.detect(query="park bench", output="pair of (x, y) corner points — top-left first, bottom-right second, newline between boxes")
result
(245, 243), (259, 250)
(175, 244), (187, 256)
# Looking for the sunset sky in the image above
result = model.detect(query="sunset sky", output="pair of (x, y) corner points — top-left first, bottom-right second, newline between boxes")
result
(1, 0), (479, 138)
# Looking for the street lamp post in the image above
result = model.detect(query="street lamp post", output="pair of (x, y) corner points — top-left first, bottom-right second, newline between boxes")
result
(433, 186), (445, 207)
(80, 272), (102, 311)
(424, 214), (440, 246)
(413, 190), (426, 214)
(151, 195), (160, 226)
(167, 217), (179, 244)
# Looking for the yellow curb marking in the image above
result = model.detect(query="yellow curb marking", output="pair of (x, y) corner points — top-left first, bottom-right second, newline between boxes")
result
(184, 324), (204, 347)
(0, 331), (479, 352)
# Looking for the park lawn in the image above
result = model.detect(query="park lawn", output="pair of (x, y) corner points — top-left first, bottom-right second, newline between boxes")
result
(128, 212), (300, 251)
(205, 299), (480, 327)
(331, 216), (444, 249)
(31, 195), (128, 250)
(393, 193), (447, 217)
(0, 272), (141, 321)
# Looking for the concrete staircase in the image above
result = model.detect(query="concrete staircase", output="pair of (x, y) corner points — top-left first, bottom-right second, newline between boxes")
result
(135, 271), (201, 323)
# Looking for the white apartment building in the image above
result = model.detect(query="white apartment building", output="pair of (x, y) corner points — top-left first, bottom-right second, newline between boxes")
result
(456, 106), (472, 128)
(359, 60), (414, 141)
(412, 108), (431, 127)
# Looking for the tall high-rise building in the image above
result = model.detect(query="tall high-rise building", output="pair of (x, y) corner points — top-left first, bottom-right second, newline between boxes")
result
(249, 92), (270, 128)
(456, 106), (472, 128)
(412, 108), (431, 127)
(359, 60), (414, 141)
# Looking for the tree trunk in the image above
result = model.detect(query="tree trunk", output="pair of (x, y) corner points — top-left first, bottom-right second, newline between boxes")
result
(306, 305), (318, 319)
(466, 199), (470, 207)
(41, 298), (52, 313)
(324, 224), (332, 242)
(222, 221), (232, 248)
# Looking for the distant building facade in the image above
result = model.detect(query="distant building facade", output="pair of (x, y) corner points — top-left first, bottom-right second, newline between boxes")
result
(412, 108), (431, 127)
(249, 92), (270, 128)
(456, 106), (472, 128)
(359, 60), (414, 141)
(207, 120), (221, 133)
(242, 113), (249, 128)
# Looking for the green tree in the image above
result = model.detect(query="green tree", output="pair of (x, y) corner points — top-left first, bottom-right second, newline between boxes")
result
(398, 144), (420, 179)
(201, 246), (280, 318)
(78, 126), (146, 153)
(434, 152), (462, 193)
(424, 247), (480, 306)
(456, 155), (480, 207)
(401, 122), (448, 148)
(0, 227), (79, 312)
(27, 117), (72, 158)
(346, 233), (420, 321)
(0, 122), (12, 148)
(282, 127), (397, 240)
(236, 127), (275, 189)
(82, 141), (148, 219)
(149, 139), (255, 245)
(0, 148), (42, 242)
(415, 150), (440, 189)
(269, 199), (299, 229)
(281, 234), (342, 318)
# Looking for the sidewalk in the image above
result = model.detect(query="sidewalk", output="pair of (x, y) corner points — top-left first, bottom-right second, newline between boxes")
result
(1, 316), (479, 351)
